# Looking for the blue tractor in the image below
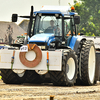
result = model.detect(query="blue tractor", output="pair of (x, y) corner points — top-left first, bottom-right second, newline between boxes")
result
(1, 6), (99, 86)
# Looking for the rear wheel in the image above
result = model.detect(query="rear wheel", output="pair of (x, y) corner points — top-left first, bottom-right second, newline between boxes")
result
(96, 52), (100, 81)
(81, 40), (96, 85)
(1, 69), (43, 84)
(49, 49), (78, 86)
(24, 70), (43, 84)
(1, 69), (26, 84)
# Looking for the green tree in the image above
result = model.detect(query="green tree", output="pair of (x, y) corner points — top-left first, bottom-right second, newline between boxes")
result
(74, 0), (100, 36)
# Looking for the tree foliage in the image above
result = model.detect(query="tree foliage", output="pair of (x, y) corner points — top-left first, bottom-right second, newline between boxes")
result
(74, 0), (100, 36)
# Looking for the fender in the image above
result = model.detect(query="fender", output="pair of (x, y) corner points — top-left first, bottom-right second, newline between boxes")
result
(69, 36), (86, 52)
(69, 36), (78, 50)
(73, 36), (86, 52)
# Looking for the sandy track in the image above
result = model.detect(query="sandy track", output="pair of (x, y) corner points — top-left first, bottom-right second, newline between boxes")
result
(0, 80), (100, 100)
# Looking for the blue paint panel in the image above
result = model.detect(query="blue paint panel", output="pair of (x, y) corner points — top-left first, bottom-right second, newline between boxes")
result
(34, 10), (76, 16)
(0, 46), (9, 49)
(69, 12), (75, 16)
(0, 46), (4, 49)
(29, 33), (54, 42)
(69, 36), (78, 50)
(34, 10), (62, 14)
(29, 33), (55, 46)
(34, 10), (64, 16)
(47, 37), (55, 46)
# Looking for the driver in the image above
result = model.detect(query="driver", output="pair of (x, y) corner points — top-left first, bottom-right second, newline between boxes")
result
(49, 20), (56, 29)
(44, 20), (60, 35)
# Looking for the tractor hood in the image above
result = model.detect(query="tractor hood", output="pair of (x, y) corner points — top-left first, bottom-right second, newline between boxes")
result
(29, 33), (55, 46)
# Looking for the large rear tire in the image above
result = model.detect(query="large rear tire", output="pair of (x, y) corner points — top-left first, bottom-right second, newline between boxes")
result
(1, 69), (26, 84)
(24, 70), (43, 84)
(96, 52), (100, 81)
(49, 49), (78, 86)
(1, 69), (43, 84)
(81, 40), (96, 85)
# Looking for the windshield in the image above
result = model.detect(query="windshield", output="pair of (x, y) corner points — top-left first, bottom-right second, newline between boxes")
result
(33, 15), (62, 36)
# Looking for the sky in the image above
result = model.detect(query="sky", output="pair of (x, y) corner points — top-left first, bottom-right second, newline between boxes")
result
(0, 0), (74, 24)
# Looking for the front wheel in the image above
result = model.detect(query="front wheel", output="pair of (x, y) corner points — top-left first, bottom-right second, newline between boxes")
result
(49, 49), (78, 86)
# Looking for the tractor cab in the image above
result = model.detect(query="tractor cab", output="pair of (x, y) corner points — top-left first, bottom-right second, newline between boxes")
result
(12, 6), (80, 50)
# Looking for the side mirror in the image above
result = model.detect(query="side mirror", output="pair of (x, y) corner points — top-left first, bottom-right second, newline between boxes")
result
(12, 14), (18, 22)
(74, 15), (80, 24)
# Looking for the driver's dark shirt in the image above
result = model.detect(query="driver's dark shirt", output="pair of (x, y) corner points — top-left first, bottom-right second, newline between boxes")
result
(44, 26), (57, 33)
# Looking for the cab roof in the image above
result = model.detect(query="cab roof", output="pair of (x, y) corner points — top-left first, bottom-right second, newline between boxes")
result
(34, 5), (77, 16)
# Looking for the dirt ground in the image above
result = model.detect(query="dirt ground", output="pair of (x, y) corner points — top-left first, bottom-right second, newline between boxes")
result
(0, 80), (100, 100)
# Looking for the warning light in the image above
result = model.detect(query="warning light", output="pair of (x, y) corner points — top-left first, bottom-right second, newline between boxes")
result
(24, 33), (27, 35)
(21, 34), (23, 36)
(71, 7), (75, 12)
(78, 33), (80, 35)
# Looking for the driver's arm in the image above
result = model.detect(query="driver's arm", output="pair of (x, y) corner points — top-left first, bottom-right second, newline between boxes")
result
(66, 30), (75, 36)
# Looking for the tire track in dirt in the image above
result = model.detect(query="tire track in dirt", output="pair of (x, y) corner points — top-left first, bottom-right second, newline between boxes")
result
(0, 80), (100, 100)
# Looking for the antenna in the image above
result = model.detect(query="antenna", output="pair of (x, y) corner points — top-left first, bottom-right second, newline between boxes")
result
(59, 0), (60, 6)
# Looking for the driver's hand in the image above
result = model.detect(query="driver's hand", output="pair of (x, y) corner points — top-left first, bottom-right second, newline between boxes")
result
(57, 28), (60, 33)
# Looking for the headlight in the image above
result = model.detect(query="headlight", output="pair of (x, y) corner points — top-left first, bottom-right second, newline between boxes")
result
(41, 46), (46, 49)
(50, 43), (55, 47)
(39, 46), (46, 49)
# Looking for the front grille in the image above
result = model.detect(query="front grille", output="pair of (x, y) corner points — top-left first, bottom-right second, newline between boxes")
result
(29, 42), (48, 50)
(29, 42), (47, 46)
